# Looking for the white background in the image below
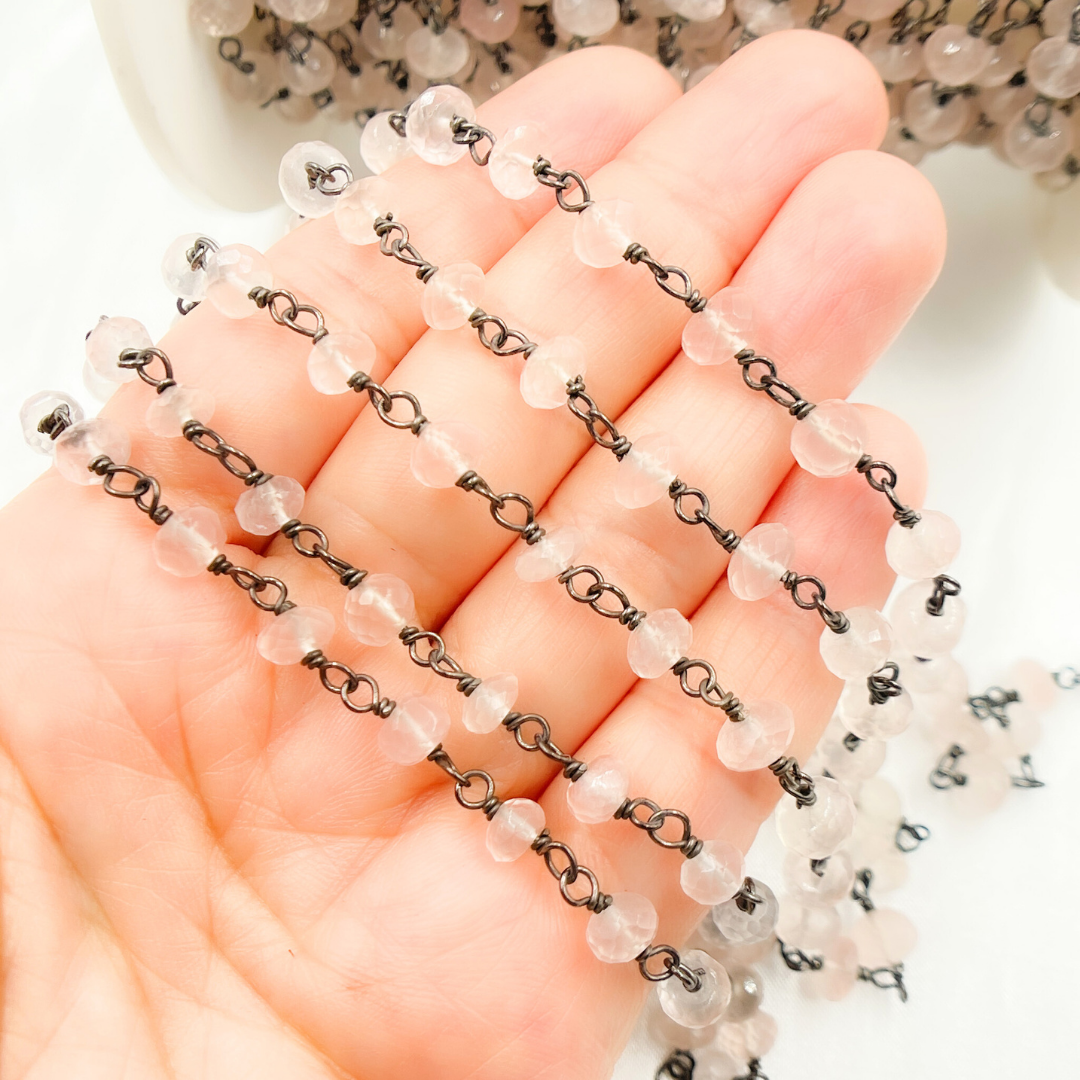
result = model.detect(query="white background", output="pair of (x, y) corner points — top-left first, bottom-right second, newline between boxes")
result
(3, 3), (1078, 1078)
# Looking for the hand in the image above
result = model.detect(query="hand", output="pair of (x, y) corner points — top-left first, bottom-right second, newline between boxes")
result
(0, 32), (944, 1080)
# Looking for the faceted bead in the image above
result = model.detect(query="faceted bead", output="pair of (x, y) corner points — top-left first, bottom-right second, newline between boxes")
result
(573, 199), (635, 268)
(462, 672), (519, 734)
(681, 839), (744, 906)
(520, 336), (587, 409)
(775, 775), (855, 859)
(405, 26), (470, 81)
(717, 1010), (777, 1061)
(308, 332), (376, 395)
(460, 0), (521, 43)
(627, 608), (692, 679)
(552, 0), (620, 37)
(360, 5), (421, 60)
(850, 907), (917, 968)
(278, 37), (336, 96)
(335, 176), (398, 245)
(161, 233), (213, 302)
(421, 262), (485, 330)
(54, 419), (131, 485)
(818, 936), (859, 1001)
(923, 25), (995, 86)
(486, 798), (545, 861)
(514, 524), (584, 582)
(1004, 105), (1073, 172)
(488, 123), (546, 199)
(948, 751), (1010, 815)
(782, 849), (854, 908)
(20, 391), (83, 455)
(83, 360), (118, 403)
(405, 84), (476, 166)
(234, 475), (305, 536)
(378, 695), (451, 765)
(343, 573), (416, 647)
(710, 880), (778, 946)
(716, 700), (794, 772)
(817, 730), (885, 783)
(85, 316), (153, 383)
(722, 967), (764, 1023)
(790, 399), (867, 478)
(189, 0), (252, 36)
(410, 420), (485, 488)
(899, 652), (958, 693)
(727, 522), (793, 602)
(153, 506), (226, 577)
(693, 1044), (743, 1080)
(278, 140), (349, 219)
(819, 607), (893, 680)
(567, 755), (630, 824)
(1008, 658), (1059, 713)
(903, 83), (972, 147)
(890, 579), (966, 659)
(668, 0), (728, 19)
(838, 680), (913, 740)
(863, 26), (922, 83)
(885, 509), (961, 578)
(682, 288), (753, 366)
(658, 950), (731, 1029)
(615, 430), (679, 509)
(205, 245), (273, 319)
(646, 993), (720, 1050)
(360, 112), (413, 175)
(145, 384), (214, 438)
(585, 892), (658, 963)
(777, 896), (841, 952)
(269, 0), (330, 20)
(256, 605), (335, 666)
(1028, 36), (1080, 100)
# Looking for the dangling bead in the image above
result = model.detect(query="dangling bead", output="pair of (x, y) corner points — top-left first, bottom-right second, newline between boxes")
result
(627, 608), (692, 679)
(378, 695), (451, 765)
(514, 524), (584, 582)
(520, 336), (587, 409)
(574, 199), (635, 269)
(692, 1043), (745, 1080)
(1028, 36), (1080, 100)
(658, 950), (731, 1029)
(722, 967), (765, 1023)
(551, 0), (620, 37)
(667, 0), (728, 19)
(486, 798), (545, 861)
(776, 897), (841, 952)
(838, 680), (913, 740)
(307, 332), (376, 396)
(410, 421), (486, 488)
(161, 233), (214, 302)
(360, 5), (421, 59)
(460, 0), (522, 43)
(733, 0), (794, 34)
(361, 112), (413, 175)
(54, 419), (131, 485)
(816, 936), (859, 1001)
(948, 751), (1010, 815)
(404, 26), (471, 81)
(145, 384), (215, 438)
(1007, 658), (1060, 714)
(849, 907), (917, 968)
(488, 123), (546, 199)
(717, 1009), (778, 1061)
(205, 245), (273, 319)
(716, 700), (795, 772)
(682, 288), (753, 366)
(885, 509), (960, 578)
(405, 84), (476, 165)
(153, 506), (226, 577)
(774, 775), (855, 859)
(335, 177), (398, 245)
(234, 475), (305, 536)
(344, 573), (416, 647)
(615, 431), (679, 509)
(815, 726), (886, 783)
(790, 399), (867, 478)
(863, 27), (922, 83)
(20, 391), (83, 455)
(681, 839), (744, 906)
(566, 755), (629, 824)
(727, 522), (793, 602)
(85, 316), (153, 383)
(278, 141), (350, 219)
(903, 83), (972, 147)
(462, 672), (519, 734)
(709, 880), (778, 946)
(269, 0), (330, 20)
(1003, 104), (1073, 173)
(782, 849), (855, 908)
(922, 25), (995, 86)
(818, 607), (893, 680)
(890, 579), (966, 659)
(586, 892), (658, 963)
(189, 0), (252, 36)
(421, 262), (485, 330)
(256, 605), (335, 666)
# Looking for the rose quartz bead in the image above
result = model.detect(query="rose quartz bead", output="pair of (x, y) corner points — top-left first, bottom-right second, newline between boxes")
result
(405, 85), (476, 164)
(270, 0), (328, 19)
(85, 316), (153, 383)
(567, 755), (629, 824)
(885, 509), (960, 579)
(693, 1045), (743, 1080)
(850, 907), (917, 968)
(903, 83), (972, 147)
(361, 112), (413, 174)
(717, 1010), (778, 1062)
(1004, 105), (1073, 172)
(1008, 658), (1060, 713)
(819, 607), (893, 679)
(615, 430), (679, 509)
(647, 994), (720, 1050)
(461, 0), (521, 43)
(190, 0), (252, 36)
(818, 936), (859, 1001)
(279, 140), (349, 219)
(378, 695), (451, 765)
(54, 419), (131, 485)
(256, 605), (335, 666)
(897, 651), (955, 693)
(462, 672), (519, 733)
(716, 700), (794, 772)
(818, 729), (885, 783)
(864, 27), (922, 83)
(790, 399), (867, 478)
(710, 880), (777, 946)
(20, 391), (83, 455)
(890, 579), (966, 659)
(422, 262), (485, 330)
(405, 26), (470, 80)
(586, 891), (658, 963)
(145, 384), (214, 438)
(682, 288), (753, 366)
(722, 967), (764, 1023)
(1029, 36), (1080, 99)
(234, 475), (305, 536)
(669, 0), (728, 19)
(783, 849), (854, 908)
(520, 336), (587, 409)
(335, 177), (398, 245)
(488, 123), (546, 199)
(552, 0), (620, 37)
(845, 0), (900, 16)
(775, 775), (855, 858)
(627, 608), (692, 679)
(573, 199), (635, 268)
(307, 332), (376, 395)
(360, 5), (421, 59)
(161, 233), (214, 302)
(153, 506), (226, 577)
(307, 0), (355, 30)
(343, 573), (416, 647)
(681, 839), (744, 906)
(486, 797), (545, 861)
(410, 420), (485, 488)
(205, 245), (273, 319)
(658, 949), (731, 1028)
(514, 524), (584, 582)
(984, 702), (1043, 759)
(838, 680), (913, 740)
(777, 896), (840, 952)
(277, 38), (337, 96)
(727, 522), (793, 602)
(733, 0), (793, 34)
(923, 25), (995, 86)
(947, 751), (1010, 815)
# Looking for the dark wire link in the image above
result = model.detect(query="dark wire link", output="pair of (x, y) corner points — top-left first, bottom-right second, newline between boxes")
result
(929, 743), (967, 789)
(37, 403), (75, 440)
(778, 937), (824, 972)
(280, 519), (368, 588)
(566, 377), (632, 458)
(636, 945), (703, 992)
(456, 471), (545, 543)
(117, 347), (177, 393)
(667, 480), (741, 552)
(449, 115), (497, 167)
(208, 554), (295, 614)
(780, 570), (850, 634)
(300, 650), (396, 716)
(868, 661), (903, 705)
(185, 235), (218, 272)
(1055, 666), (1080, 690)
(737, 1059), (770, 1080)
(858, 963), (908, 1003)
(851, 867), (875, 912)
(557, 564), (647, 629)
(87, 457), (173, 526)
(623, 243), (708, 313)
(734, 351), (817, 419)
(656, 1049), (696, 1080)
(373, 215), (439, 282)
(249, 286), (328, 342)
(768, 756), (818, 807)
(671, 657), (746, 720)
(427, 746), (503, 817)
(896, 819), (931, 852)
(926, 573), (961, 616)
(304, 159), (353, 197)
(531, 829), (613, 912)
(734, 876), (764, 913)
(854, 455), (922, 528)
(347, 371), (428, 433)
(399, 625), (483, 696)
(532, 157), (594, 213)
(967, 686), (1018, 724)
(614, 797), (703, 858)
(502, 712), (587, 780)
(467, 308), (538, 358)
(1012, 754), (1045, 789)
(182, 419), (269, 486)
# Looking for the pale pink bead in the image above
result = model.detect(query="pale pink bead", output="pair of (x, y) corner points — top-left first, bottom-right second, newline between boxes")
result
(733, 0), (793, 34)
(862, 846), (908, 894)
(488, 123), (546, 199)
(405, 84), (476, 164)
(307, 0), (356, 31)
(850, 907), (916, 968)
(777, 896), (841, 952)
(567, 755), (630, 824)
(668, 0), (728, 19)
(205, 245), (273, 319)
(898, 651), (958, 693)
(335, 176), (398, 246)
(819, 606), (893, 679)
(864, 27), (922, 83)
(681, 839), (744, 906)
(885, 509), (960, 578)
(277, 38), (336, 95)
(270, 0), (329, 20)
(716, 700), (794, 772)
(360, 5), (421, 60)
(817, 728), (885, 783)
(308, 332), (376, 395)
(1008, 658), (1059, 714)
(717, 1011), (778, 1062)
(279, 140), (349, 219)
(923, 25), (995, 86)
(627, 608), (692, 679)
(486, 797), (544, 861)
(949, 751), (1010, 815)
(903, 83), (972, 147)
(361, 112), (413, 174)
(378, 695), (451, 765)
(20, 391), (83, 455)
(586, 891), (658, 963)
(818, 936), (859, 1001)
(720, 968), (764, 1023)
(190, 0), (252, 36)
(514, 524), (584, 582)
(462, 672), (519, 733)
(1028, 36), (1080, 99)
(710, 880), (778, 946)
(520, 336), (586, 409)
(984, 703), (1043, 759)
(234, 475), (305, 536)
(257, 605), (335, 666)
(422, 262), (485, 330)
(693, 1044), (743, 1080)
(782, 849), (854, 908)
(844, 0), (900, 16)
(161, 233), (213, 302)
(573, 199), (635, 269)
(405, 26), (470, 80)
(54, 419), (131, 485)
(1004, 105), (1073, 172)
(838, 680), (913, 740)
(775, 775), (855, 859)
(790, 399), (867, 478)
(552, 0), (620, 37)
(727, 522), (793, 602)
(647, 996), (720, 1050)
(145, 384), (214, 438)
(890, 579), (966, 659)
(658, 949), (731, 1028)
(85, 316), (153, 383)
(153, 506), (226, 577)
(615, 430), (679, 509)
(410, 420), (485, 488)
(460, 0), (521, 43)
(682, 288), (753, 366)
(343, 573), (416, 647)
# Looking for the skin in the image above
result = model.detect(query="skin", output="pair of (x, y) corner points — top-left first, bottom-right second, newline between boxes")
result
(0, 31), (945, 1080)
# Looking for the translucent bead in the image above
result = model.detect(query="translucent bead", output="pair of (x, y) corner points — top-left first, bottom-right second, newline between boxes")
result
(777, 897), (840, 952)
(717, 1010), (777, 1061)
(646, 993), (720, 1050)
(857, 776), (902, 825)
(863, 26), (922, 83)
(234, 475), (305, 535)
(733, 0), (793, 34)
(189, 0), (252, 36)
(615, 431), (679, 509)
(486, 798), (544, 861)
(520, 336), (586, 409)
(1004, 105), (1073, 172)
(668, 0), (728, 20)
(903, 83), (972, 147)
(552, 0), (620, 37)
(145, 384), (214, 438)
(85, 316), (152, 383)
(693, 1045), (743, 1080)
(278, 141), (349, 219)
(782, 849), (855, 908)
(817, 730), (885, 783)
(681, 839), (744, 906)
(586, 892), (658, 963)
(488, 123), (545, 199)
(422, 262), (485, 330)
(890, 579), (966, 659)
(515, 524), (584, 582)
(1028, 36), (1080, 99)
(54, 419), (131, 485)
(682, 288), (753, 366)
(360, 5), (421, 60)
(460, 0), (521, 43)
(573, 199), (635, 268)
(850, 907), (917, 968)
(817, 936), (859, 1001)
(727, 522), (793, 602)
(864, 846), (909, 893)
(405, 26), (471, 80)
(984, 703), (1043, 759)
(790, 399), (866, 478)
(378, 695), (451, 765)
(722, 967), (764, 1023)
(269, 0), (329, 20)
(256, 605), (335, 666)
(885, 509), (960, 579)
(658, 950), (731, 1028)
(83, 360), (118, 403)
(410, 420), (485, 488)
(277, 37), (337, 95)
(710, 880), (778, 946)
(693, 916), (774, 963)
(775, 775), (855, 859)
(161, 233), (213, 302)
(335, 177), (398, 246)
(627, 608), (692, 679)
(307, 332), (376, 395)
(20, 391), (83, 455)
(949, 751), (1011, 815)
(838, 680), (913, 740)
(462, 672), (519, 734)
(205, 245), (273, 319)
(1008, 658), (1060, 713)
(716, 700), (794, 772)
(923, 25), (994, 86)
(567, 755), (629, 824)
(819, 607), (893, 679)
(307, 0), (356, 31)
(360, 112), (413, 174)
(153, 505), (226, 577)
(343, 573), (416, 647)
(898, 652), (956, 693)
